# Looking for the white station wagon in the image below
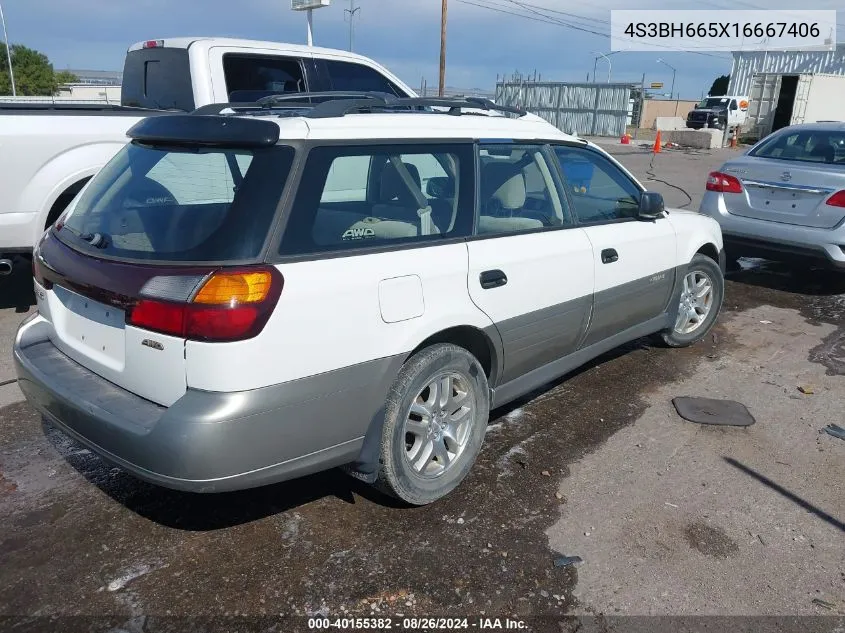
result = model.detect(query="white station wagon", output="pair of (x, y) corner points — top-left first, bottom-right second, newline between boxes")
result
(14, 95), (726, 505)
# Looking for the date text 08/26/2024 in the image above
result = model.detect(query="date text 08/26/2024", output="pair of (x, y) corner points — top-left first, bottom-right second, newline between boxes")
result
(307, 617), (529, 630)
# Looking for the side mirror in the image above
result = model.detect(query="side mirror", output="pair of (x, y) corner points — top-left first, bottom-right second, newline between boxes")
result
(638, 191), (665, 220)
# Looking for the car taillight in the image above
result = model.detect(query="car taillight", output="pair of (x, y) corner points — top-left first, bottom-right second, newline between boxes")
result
(706, 171), (743, 194)
(825, 190), (845, 208)
(128, 266), (283, 342)
(142, 40), (164, 49)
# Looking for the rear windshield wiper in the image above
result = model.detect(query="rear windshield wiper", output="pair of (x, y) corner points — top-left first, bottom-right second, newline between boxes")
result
(59, 225), (109, 249)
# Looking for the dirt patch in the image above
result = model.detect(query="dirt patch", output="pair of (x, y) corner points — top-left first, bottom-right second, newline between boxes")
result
(684, 521), (739, 559)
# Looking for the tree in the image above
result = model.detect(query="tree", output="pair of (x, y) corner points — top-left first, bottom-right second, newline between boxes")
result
(0, 43), (78, 96)
(708, 74), (730, 96)
(54, 70), (80, 86)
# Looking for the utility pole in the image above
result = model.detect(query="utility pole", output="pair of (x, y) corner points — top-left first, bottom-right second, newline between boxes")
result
(438, 0), (448, 97)
(0, 1), (16, 96)
(345, 0), (361, 52)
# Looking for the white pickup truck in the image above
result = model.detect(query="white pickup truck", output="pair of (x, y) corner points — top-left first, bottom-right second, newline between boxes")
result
(0, 37), (417, 272)
(685, 95), (750, 132)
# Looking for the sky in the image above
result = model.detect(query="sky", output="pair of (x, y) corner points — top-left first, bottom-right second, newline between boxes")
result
(1, 0), (843, 100)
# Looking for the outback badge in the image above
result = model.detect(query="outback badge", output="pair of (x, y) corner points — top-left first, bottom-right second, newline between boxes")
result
(141, 339), (164, 351)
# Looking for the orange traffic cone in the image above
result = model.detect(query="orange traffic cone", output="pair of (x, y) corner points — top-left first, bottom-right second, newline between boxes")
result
(653, 130), (662, 153)
(730, 127), (738, 148)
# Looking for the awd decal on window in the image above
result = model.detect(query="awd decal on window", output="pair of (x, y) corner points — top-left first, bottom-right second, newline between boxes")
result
(342, 227), (376, 240)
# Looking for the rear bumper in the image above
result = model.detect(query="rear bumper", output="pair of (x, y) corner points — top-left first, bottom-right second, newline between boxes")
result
(14, 314), (402, 493)
(699, 191), (845, 269)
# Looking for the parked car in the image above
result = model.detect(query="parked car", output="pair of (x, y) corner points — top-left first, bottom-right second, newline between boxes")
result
(686, 95), (749, 131)
(699, 122), (845, 270)
(13, 95), (726, 505)
(0, 37), (417, 271)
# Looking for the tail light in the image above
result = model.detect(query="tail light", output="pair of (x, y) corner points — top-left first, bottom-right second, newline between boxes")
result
(706, 171), (743, 194)
(32, 246), (53, 289)
(825, 190), (845, 208)
(142, 40), (164, 49)
(128, 266), (283, 342)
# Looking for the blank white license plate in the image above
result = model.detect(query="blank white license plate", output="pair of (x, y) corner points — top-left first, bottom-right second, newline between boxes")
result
(53, 285), (126, 361)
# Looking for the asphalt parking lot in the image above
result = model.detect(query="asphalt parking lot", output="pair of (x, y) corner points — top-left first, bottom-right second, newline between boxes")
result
(1, 144), (844, 631)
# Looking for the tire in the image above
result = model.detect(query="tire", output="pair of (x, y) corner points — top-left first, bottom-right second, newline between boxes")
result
(661, 254), (725, 348)
(373, 343), (490, 506)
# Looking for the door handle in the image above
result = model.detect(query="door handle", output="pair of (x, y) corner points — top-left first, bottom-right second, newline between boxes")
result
(601, 248), (619, 264)
(480, 269), (508, 289)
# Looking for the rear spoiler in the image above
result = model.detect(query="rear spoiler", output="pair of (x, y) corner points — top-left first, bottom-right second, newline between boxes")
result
(126, 114), (280, 148)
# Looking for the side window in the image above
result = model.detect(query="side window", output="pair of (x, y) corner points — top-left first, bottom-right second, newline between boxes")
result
(553, 146), (641, 223)
(323, 60), (403, 96)
(730, 99), (738, 111)
(476, 144), (571, 235)
(280, 144), (474, 256)
(121, 48), (195, 111)
(222, 54), (305, 102)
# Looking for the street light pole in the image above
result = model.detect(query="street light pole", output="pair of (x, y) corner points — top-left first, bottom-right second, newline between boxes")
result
(591, 51), (613, 83)
(657, 58), (677, 99)
(438, 0), (448, 97)
(306, 8), (314, 46)
(344, 0), (361, 52)
(0, 1), (16, 96)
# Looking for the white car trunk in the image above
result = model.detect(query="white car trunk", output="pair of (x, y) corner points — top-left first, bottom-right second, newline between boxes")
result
(724, 157), (845, 229)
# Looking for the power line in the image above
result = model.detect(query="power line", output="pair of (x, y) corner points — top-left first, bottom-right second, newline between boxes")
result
(456, 0), (733, 59)
(480, 0), (843, 52)
(501, 0), (608, 26)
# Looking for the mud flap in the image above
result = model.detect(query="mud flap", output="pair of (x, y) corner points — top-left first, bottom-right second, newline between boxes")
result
(342, 405), (386, 484)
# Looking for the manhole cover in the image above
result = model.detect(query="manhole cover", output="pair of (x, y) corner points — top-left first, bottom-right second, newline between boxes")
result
(672, 397), (755, 427)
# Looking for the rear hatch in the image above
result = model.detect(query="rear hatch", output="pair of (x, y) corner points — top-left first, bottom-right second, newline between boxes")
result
(35, 115), (294, 406)
(720, 129), (845, 229)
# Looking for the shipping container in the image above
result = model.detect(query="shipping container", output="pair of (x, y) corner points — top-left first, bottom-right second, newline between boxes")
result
(727, 44), (845, 96)
(745, 72), (845, 139)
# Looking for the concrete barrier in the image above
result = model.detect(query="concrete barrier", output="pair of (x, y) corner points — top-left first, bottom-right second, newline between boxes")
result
(660, 129), (723, 149)
(653, 116), (687, 131)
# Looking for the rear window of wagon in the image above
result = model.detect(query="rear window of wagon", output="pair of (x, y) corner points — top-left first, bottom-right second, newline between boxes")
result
(56, 143), (295, 263)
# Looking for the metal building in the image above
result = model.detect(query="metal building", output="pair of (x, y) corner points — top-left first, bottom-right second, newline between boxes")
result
(494, 80), (642, 137)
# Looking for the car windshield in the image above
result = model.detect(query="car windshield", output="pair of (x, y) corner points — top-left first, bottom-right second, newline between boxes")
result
(749, 129), (845, 165)
(55, 142), (294, 263)
(698, 97), (729, 110)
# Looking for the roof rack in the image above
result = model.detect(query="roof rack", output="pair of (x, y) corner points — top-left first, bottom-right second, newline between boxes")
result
(190, 92), (527, 119)
(190, 91), (401, 116)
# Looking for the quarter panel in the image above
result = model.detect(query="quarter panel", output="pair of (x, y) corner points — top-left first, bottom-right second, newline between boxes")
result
(185, 243), (490, 392)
